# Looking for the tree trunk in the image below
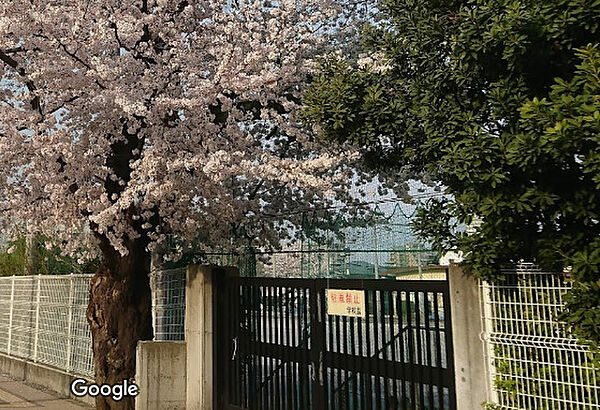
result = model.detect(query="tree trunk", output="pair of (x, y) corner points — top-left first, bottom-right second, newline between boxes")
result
(24, 233), (39, 275)
(86, 236), (154, 410)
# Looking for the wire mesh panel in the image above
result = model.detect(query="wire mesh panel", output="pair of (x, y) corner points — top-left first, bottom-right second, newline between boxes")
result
(70, 277), (94, 376)
(0, 270), (194, 380)
(37, 276), (70, 369)
(0, 271), (188, 377)
(0, 276), (13, 353)
(0, 274), (94, 378)
(9, 276), (36, 359)
(481, 264), (600, 409)
(150, 268), (186, 341)
(188, 201), (441, 279)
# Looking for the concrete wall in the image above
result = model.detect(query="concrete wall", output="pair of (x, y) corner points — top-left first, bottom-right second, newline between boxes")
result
(185, 265), (214, 410)
(185, 265), (237, 410)
(135, 341), (186, 410)
(448, 264), (488, 410)
(0, 352), (95, 406)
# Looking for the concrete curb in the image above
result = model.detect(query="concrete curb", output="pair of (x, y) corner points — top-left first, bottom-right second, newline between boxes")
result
(0, 352), (95, 407)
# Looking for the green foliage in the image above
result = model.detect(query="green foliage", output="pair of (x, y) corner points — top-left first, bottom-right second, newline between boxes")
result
(304, 0), (600, 344)
(0, 236), (99, 276)
(482, 403), (503, 410)
(0, 237), (26, 276)
(36, 239), (100, 275)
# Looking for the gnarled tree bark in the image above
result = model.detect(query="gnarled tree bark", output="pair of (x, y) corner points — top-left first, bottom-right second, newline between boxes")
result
(86, 233), (153, 410)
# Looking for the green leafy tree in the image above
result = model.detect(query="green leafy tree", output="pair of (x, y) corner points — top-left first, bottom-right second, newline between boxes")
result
(0, 237), (26, 276)
(303, 0), (600, 344)
(0, 235), (99, 276)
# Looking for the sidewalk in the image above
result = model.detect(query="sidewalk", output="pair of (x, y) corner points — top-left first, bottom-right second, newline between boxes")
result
(0, 373), (92, 409)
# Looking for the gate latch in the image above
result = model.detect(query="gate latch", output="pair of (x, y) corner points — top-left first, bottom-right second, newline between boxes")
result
(231, 337), (238, 361)
(309, 352), (324, 385)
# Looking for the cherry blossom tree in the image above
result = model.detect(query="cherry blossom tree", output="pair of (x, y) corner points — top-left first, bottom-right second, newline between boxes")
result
(0, 1), (362, 408)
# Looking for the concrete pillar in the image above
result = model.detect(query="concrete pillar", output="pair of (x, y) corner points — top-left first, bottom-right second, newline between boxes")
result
(135, 341), (187, 410)
(448, 264), (488, 409)
(185, 265), (237, 410)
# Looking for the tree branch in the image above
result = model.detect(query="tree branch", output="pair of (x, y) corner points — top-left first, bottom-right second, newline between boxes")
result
(0, 49), (42, 115)
(47, 95), (81, 116)
(54, 39), (106, 90)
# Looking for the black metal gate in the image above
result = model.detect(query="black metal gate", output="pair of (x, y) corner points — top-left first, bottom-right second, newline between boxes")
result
(215, 274), (456, 410)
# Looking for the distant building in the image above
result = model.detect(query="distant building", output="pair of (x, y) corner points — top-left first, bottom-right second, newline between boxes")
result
(381, 265), (447, 280)
(390, 249), (419, 267)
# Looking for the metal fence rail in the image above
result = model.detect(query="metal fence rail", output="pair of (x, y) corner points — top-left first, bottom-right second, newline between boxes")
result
(481, 264), (600, 409)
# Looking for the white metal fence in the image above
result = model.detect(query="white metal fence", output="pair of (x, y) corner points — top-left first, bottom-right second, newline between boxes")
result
(0, 271), (188, 379)
(0, 274), (95, 377)
(481, 264), (600, 409)
(150, 268), (186, 341)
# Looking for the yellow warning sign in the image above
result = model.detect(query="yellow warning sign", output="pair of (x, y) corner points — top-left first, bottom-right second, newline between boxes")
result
(326, 289), (366, 318)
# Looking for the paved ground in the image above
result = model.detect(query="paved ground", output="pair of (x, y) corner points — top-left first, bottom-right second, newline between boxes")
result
(0, 374), (92, 409)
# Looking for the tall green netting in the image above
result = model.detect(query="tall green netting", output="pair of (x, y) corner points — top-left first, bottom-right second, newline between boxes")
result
(204, 202), (439, 278)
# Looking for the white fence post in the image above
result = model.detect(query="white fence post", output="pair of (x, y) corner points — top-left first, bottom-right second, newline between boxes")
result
(66, 275), (74, 372)
(33, 274), (41, 362)
(7, 276), (15, 356)
(480, 280), (498, 404)
(150, 271), (157, 340)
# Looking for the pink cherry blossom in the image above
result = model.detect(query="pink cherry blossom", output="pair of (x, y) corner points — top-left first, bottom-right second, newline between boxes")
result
(0, 0), (363, 259)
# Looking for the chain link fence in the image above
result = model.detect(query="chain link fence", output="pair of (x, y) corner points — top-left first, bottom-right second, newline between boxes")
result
(481, 264), (600, 409)
(164, 202), (440, 278)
